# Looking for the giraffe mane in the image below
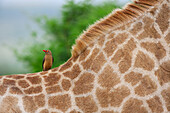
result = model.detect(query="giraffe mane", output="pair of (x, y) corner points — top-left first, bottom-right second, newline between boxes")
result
(71, 0), (163, 57)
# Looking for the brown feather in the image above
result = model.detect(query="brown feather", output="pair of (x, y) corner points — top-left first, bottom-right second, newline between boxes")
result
(43, 54), (53, 71)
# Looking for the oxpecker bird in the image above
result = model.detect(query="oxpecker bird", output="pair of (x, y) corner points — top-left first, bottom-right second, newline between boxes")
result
(42, 50), (54, 71)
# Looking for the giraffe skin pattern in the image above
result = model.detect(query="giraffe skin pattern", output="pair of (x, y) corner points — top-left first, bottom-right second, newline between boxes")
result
(0, 0), (169, 113)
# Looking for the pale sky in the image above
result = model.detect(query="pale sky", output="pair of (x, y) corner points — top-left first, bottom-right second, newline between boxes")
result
(1, 0), (129, 7)
(0, 0), (130, 75)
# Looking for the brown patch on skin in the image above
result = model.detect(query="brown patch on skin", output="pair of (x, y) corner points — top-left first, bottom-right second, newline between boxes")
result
(12, 75), (25, 79)
(137, 24), (161, 39)
(46, 85), (61, 94)
(72, 55), (78, 62)
(9, 87), (23, 94)
(49, 73), (58, 76)
(27, 76), (42, 84)
(98, 65), (120, 89)
(156, 4), (170, 33)
(104, 32), (129, 57)
(0, 85), (7, 96)
(51, 67), (59, 72)
(62, 79), (71, 91)
(124, 72), (143, 86)
(34, 94), (45, 107)
(104, 38), (117, 57)
(134, 51), (154, 71)
(3, 79), (16, 86)
(40, 109), (49, 113)
(160, 61), (170, 72)
(27, 73), (37, 76)
(4, 75), (12, 78)
(110, 86), (130, 107)
(98, 35), (105, 47)
(63, 64), (81, 79)
(40, 71), (48, 75)
(96, 88), (109, 107)
(79, 49), (90, 62)
(7, 75), (24, 79)
(135, 76), (157, 96)
(122, 98), (147, 113)
(43, 73), (61, 86)
(155, 61), (170, 86)
(141, 42), (166, 60)
(143, 17), (154, 29)
(161, 88), (170, 111)
(0, 96), (22, 113)
(91, 52), (106, 73)
(59, 59), (73, 72)
(123, 38), (136, 52)
(111, 49), (123, 64)
(76, 96), (98, 113)
(96, 86), (130, 108)
(119, 53), (132, 73)
(70, 110), (81, 113)
(48, 94), (71, 112)
(137, 17), (160, 40)
(5, 75), (25, 79)
(130, 22), (143, 35)
(165, 33), (170, 44)
(89, 42), (95, 48)
(18, 80), (30, 88)
(113, 38), (136, 73)
(81, 48), (100, 70)
(126, 22), (132, 29)
(22, 96), (37, 113)
(107, 32), (115, 39)
(24, 86), (42, 94)
(149, 7), (157, 16)
(102, 111), (118, 113)
(146, 96), (163, 113)
(73, 72), (94, 95)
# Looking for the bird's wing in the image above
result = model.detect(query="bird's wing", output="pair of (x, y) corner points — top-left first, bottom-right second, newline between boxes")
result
(42, 57), (45, 69)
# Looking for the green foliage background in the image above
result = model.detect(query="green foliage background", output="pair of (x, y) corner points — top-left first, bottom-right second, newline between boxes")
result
(14, 0), (120, 72)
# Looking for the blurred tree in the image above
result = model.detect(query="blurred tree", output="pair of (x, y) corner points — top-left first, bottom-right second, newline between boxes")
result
(14, 0), (120, 72)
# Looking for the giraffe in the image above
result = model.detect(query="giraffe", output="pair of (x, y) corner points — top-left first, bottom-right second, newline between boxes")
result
(0, 0), (169, 112)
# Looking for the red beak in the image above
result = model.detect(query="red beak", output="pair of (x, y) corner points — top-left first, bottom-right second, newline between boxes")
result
(43, 50), (47, 52)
